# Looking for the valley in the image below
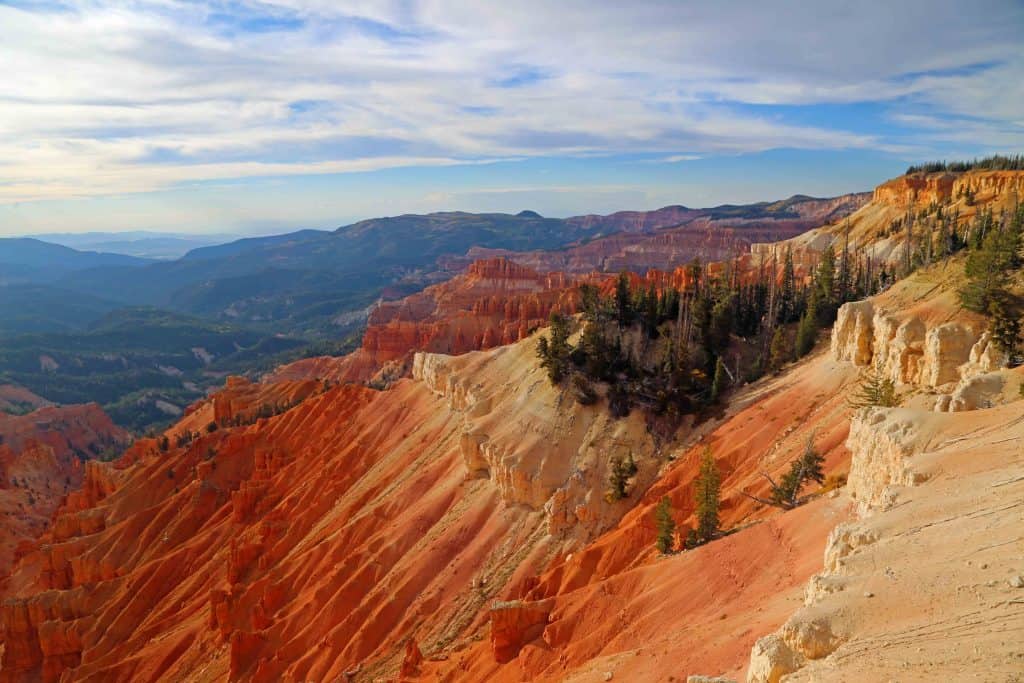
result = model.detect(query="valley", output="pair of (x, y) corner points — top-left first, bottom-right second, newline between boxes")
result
(1, 164), (1022, 681)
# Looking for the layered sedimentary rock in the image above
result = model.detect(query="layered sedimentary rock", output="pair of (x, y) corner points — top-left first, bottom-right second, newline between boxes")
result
(874, 170), (1024, 207)
(270, 257), (584, 385)
(0, 404), (128, 581)
(829, 286), (1015, 411)
(0, 317), (867, 683)
(748, 398), (1024, 682)
(0, 332), (670, 682)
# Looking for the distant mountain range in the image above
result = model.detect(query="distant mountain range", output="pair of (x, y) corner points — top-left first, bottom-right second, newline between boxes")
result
(23, 231), (244, 260)
(0, 194), (869, 432)
(0, 238), (154, 285)
(4, 195), (868, 340)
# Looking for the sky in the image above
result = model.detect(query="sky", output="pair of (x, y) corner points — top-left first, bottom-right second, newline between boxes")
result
(1, 0), (1023, 236)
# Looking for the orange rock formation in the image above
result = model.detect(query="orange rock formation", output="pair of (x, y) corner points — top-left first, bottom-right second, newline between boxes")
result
(0, 404), (128, 583)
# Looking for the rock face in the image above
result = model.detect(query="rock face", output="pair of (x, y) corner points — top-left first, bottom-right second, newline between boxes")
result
(0, 404), (128, 581)
(874, 170), (1024, 208)
(0, 321), (865, 683)
(412, 345), (660, 533)
(489, 599), (554, 662)
(844, 408), (925, 515)
(0, 334), (669, 682)
(750, 400), (1024, 681)
(829, 296), (1013, 411)
(270, 257), (584, 385)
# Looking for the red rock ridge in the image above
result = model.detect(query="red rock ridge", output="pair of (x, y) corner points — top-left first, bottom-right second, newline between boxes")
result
(0, 327), (859, 682)
(270, 257), (586, 384)
(873, 170), (1024, 208)
(0, 404), (129, 582)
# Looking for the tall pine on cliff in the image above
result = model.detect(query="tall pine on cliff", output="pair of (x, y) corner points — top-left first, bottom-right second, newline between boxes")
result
(694, 447), (720, 543)
(769, 435), (825, 509)
(959, 205), (1022, 313)
(654, 496), (676, 554)
(536, 311), (572, 382)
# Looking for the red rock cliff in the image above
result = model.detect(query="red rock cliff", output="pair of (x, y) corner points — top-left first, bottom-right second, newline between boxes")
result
(0, 404), (129, 582)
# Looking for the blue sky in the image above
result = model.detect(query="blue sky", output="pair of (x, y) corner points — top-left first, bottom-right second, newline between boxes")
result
(1, 1), (1022, 235)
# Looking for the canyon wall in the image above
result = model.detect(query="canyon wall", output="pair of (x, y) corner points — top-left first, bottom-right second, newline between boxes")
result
(0, 404), (128, 582)
(830, 293), (1017, 412)
(0, 331), (670, 682)
(873, 170), (1024, 208)
(747, 398), (1024, 682)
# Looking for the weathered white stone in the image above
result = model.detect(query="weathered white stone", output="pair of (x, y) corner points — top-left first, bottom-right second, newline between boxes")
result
(948, 372), (1005, 412)
(831, 301), (875, 366)
(921, 323), (979, 387)
(746, 634), (804, 683)
(846, 409), (920, 514)
(780, 615), (842, 660)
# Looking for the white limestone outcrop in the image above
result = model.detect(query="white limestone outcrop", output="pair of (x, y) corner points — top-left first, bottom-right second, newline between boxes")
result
(830, 300), (1005, 410)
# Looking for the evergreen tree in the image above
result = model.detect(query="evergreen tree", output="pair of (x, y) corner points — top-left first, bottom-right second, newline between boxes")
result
(642, 284), (660, 337)
(606, 452), (638, 502)
(580, 319), (613, 379)
(837, 226), (852, 304)
(615, 272), (632, 325)
(709, 291), (735, 352)
(694, 448), (720, 543)
(849, 370), (899, 408)
(579, 283), (602, 323)
(537, 311), (573, 383)
(989, 296), (1022, 366)
(959, 221), (1019, 313)
(816, 245), (837, 321)
(795, 288), (819, 358)
(777, 246), (796, 324)
(769, 435), (825, 509)
(769, 327), (790, 373)
(741, 434), (826, 510)
(654, 496), (676, 554)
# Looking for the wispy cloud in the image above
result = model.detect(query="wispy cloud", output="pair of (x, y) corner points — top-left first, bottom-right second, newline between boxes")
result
(0, 0), (1021, 205)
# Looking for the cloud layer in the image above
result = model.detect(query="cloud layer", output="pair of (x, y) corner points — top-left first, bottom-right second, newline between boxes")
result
(1, 0), (1022, 204)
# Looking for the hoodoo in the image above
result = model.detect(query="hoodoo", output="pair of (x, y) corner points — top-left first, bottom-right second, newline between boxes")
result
(2, 6), (1023, 675)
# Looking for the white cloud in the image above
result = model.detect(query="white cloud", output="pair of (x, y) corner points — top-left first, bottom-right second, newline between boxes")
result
(0, 0), (1021, 204)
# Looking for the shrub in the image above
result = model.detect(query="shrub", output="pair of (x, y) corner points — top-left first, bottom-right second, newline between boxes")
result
(605, 453), (638, 502)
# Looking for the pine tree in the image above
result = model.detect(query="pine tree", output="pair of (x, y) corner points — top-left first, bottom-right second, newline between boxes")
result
(743, 434), (826, 510)
(615, 272), (632, 325)
(694, 447), (720, 543)
(989, 296), (1022, 366)
(959, 220), (1018, 313)
(654, 496), (676, 554)
(579, 283), (602, 323)
(849, 370), (899, 408)
(795, 290), (819, 358)
(769, 435), (825, 508)
(816, 245), (837, 321)
(605, 453), (638, 502)
(769, 327), (789, 373)
(537, 311), (572, 383)
(837, 225), (852, 305)
(778, 246), (796, 324)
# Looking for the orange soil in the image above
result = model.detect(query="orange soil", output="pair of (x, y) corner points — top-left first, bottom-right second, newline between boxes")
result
(0, 404), (128, 583)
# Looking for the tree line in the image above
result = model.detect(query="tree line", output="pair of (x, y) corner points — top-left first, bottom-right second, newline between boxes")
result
(906, 155), (1024, 174)
(537, 234), (886, 421)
